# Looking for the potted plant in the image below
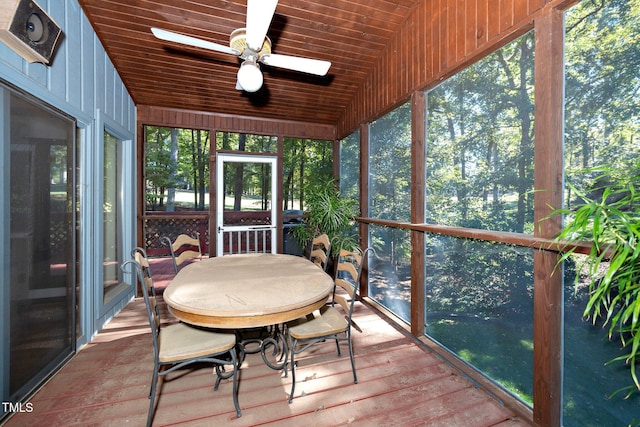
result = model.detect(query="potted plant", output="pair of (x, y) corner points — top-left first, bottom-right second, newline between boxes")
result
(293, 178), (359, 257)
(553, 163), (640, 397)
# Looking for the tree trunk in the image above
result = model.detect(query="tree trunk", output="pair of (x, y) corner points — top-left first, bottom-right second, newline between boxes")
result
(284, 145), (296, 210)
(299, 139), (306, 210)
(167, 128), (178, 212)
(234, 134), (246, 210)
(515, 38), (533, 233)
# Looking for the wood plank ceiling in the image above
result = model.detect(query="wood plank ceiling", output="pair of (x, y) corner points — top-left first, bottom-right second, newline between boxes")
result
(77, 0), (419, 126)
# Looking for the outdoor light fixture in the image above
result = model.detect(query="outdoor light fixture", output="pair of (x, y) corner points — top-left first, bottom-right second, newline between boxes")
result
(237, 59), (263, 92)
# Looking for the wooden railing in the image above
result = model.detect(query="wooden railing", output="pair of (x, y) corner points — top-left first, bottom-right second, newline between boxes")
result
(144, 210), (295, 256)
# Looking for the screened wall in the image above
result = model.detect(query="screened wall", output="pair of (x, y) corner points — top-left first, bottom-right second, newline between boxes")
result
(340, 1), (640, 425)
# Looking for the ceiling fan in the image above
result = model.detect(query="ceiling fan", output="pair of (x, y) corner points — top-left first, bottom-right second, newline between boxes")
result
(151, 0), (331, 93)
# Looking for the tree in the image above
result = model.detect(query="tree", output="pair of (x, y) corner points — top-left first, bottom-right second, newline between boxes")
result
(144, 126), (210, 211)
(369, 102), (412, 265)
(166, 128), (178, 212)
(557, 0), (640, 401)
(144, 126), (176, 210)
(426, 31), (534, 233)
(283, 137), (333, 211)
(564, 0), (640, 202)
(189, 129), (208, 211)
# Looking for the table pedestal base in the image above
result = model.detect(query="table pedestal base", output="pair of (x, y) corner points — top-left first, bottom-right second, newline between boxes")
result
(237, 325), (289, 373)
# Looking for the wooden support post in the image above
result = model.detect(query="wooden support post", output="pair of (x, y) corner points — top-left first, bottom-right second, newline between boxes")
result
(410, 91), (426, 337)
(533, 7), (565, 427)
(359, 123), (370, 298)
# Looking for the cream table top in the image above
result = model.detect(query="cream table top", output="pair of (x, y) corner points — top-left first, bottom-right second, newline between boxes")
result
(163, 253), (334, 329)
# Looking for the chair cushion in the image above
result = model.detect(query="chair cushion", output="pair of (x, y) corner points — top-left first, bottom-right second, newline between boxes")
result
(288, 306), (348, 340)
(158, 322), (236, 363)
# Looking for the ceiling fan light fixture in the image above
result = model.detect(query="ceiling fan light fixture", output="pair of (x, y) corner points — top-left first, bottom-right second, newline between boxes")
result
(151, 0), (331, 94)
(237, 60), (263, 92)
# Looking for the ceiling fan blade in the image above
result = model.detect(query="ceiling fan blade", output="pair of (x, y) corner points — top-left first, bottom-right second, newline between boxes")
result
(245, 0), (278, 51)
(151, 27), (239, 56)
(261, 53), (331, 76)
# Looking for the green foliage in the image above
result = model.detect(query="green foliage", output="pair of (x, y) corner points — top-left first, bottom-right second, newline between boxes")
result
(425, 237), (534, 318)
(554, 163), (640, 395)
(293, 178), (359, 254)
(338, 131), (360, 200)
(564, 0), (640, 211)
(216, 133), (333, 212)
(426, 31), (535, 234)
(369, 102), (412, 223)
(368, 102), (412, 265)
(144, 126), (209, 211)
(282, 137), (333, 211)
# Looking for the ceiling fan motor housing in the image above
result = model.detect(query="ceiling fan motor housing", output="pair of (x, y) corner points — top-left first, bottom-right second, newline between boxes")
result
(230, 28), (271, 60)
(150, 0), (330, 93)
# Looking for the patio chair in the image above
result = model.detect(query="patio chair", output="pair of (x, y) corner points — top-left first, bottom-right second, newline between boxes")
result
(308, 233), (331, 272)
(286, 246), (374, 403)
(121, 258), (241, 426)
(237, 235), (331, 368)
(131, 247), (154, 296)
(161, 232), (202, 273)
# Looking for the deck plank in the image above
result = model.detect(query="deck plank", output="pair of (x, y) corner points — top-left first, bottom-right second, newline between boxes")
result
(5, 257), (530, 426)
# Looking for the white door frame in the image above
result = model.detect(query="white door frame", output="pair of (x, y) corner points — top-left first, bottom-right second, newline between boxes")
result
(215, 153), (277, 256)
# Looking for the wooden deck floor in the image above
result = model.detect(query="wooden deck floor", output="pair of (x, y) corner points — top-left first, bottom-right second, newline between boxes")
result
(5, 257), (529, 426)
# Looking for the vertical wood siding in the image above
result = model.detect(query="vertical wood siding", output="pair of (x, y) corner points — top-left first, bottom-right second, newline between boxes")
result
(137, 105), (336, 140)
(337, 0), (552, 137)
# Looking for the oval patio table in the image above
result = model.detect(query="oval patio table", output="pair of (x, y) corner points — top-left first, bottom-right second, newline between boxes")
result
(163, 253), (334, 371)
(163, 253), (334, 329)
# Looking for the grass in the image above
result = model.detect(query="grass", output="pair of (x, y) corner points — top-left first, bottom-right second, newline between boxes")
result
(427, 315), (640, 427)
(427, 318), (534, 405)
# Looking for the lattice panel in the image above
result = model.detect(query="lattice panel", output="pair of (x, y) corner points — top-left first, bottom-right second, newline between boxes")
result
(223, 211), (272, 226)
(145, 216), (209, 255)
(49, 221), (68, 264)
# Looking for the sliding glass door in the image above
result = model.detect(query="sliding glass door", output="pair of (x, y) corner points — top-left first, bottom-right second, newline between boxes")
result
(2, 83), (76, 408)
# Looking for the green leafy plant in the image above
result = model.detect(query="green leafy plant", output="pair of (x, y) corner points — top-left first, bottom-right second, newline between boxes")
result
(293, 178), (359, 255)
(553, 164), (640, 397)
